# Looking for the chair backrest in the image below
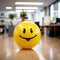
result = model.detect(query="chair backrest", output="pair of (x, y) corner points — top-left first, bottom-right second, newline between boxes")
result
(35, 22), (40, 28)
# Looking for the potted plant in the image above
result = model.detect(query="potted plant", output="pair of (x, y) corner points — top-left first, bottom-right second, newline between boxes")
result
(9, 14), (15, 25)
(20, 10), (27, 21)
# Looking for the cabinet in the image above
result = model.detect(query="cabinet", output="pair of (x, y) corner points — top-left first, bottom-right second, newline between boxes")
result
(40, 24), (60, 38)
(8, 25), (15, 36)
(0, 12), (5, 34)
(0, 25), (5, 34)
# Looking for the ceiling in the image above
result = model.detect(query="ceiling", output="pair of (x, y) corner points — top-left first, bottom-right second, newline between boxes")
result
(0, 0), (56, 11)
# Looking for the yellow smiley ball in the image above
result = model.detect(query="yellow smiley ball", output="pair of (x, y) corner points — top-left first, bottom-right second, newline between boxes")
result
(13, 21), (41, 48)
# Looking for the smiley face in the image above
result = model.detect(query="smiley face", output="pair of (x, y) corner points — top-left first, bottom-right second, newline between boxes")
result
(19, 28), (37, 41)
(13, 21), (41, 48)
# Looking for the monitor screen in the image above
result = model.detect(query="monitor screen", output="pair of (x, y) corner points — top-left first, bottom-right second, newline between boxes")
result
(35, 22), (40, 27)
(56, 18), (60, 23)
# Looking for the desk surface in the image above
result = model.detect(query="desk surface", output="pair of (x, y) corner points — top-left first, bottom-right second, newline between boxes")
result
(40, 24), (60, 27)
(0, 25), (5, 28)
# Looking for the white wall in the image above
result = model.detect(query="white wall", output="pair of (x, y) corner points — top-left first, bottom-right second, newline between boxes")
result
(0, 10), (41, 25)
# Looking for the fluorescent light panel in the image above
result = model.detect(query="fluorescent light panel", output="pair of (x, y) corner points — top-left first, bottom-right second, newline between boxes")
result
(15, 7), (38, 9)
(6, 7), (12, 9)
(16, 10), (34, 12)
(15, 2), (43, 5)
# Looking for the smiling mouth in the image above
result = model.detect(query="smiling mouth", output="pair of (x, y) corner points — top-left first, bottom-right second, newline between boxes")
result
(19, 35), (37, 41)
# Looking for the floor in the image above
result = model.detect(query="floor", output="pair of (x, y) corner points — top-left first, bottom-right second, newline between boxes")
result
(0, 34), (60, 60)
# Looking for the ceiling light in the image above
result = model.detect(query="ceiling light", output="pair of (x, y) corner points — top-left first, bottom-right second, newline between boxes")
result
(15, 2), (43, 5)
(16, 10), (35, 12)
(6, 7), (12, 9)
(15, 7), (38, 9)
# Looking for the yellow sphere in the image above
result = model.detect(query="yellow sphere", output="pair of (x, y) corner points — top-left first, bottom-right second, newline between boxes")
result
(13, 21), (41, 48)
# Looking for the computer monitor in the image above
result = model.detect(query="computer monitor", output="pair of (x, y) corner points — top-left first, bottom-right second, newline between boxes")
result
(1, 20), (4, 22)
(56, 18), (60, 23)
(35, 22), (40, 27)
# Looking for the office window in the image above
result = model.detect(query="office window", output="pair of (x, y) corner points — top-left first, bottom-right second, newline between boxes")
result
(50, 5), (54, 20)
(58, 1), (60, 18)
(50, 1), (59, 23)
(39, 10), (44, 25)
(54, 2), (58, 10)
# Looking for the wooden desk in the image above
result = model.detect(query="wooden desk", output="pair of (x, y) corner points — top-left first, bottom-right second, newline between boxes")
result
(40, 24), (60, 27)
(40, 24), (60, 37)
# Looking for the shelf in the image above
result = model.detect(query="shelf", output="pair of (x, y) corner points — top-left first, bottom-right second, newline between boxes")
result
(0, 16), (5, 18)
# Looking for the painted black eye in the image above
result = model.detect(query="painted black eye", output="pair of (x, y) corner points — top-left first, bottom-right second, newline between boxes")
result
(30, 28), (33, 33)
(23, 28), (26, 33)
